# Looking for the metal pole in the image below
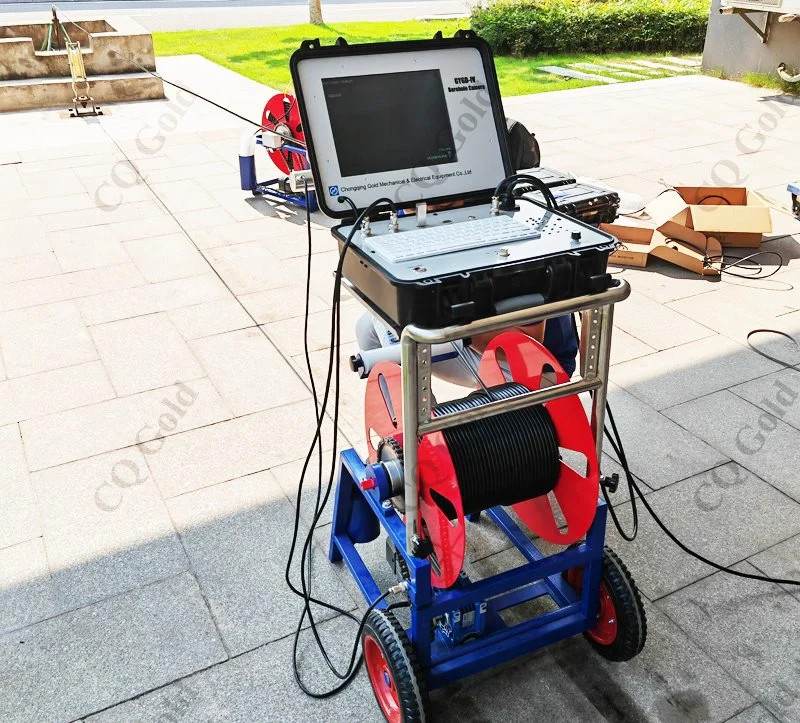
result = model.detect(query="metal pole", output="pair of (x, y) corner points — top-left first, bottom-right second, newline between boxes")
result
(403, 281), (630, 346)
(418, 377), (602, 435)
(590, 303), (615, 462)
(401, 332), (419, 553)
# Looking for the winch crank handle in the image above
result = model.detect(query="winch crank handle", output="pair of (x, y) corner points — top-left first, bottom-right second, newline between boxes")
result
(493, 293), (545, 315)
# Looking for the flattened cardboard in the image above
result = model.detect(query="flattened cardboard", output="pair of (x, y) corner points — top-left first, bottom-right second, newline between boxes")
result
(602, 221), (721, 276)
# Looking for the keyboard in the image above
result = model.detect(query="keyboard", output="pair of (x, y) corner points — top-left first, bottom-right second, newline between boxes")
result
(367, 215), (540, 264)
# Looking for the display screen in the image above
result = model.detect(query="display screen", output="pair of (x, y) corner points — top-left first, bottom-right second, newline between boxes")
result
(321, 70), (458, 178)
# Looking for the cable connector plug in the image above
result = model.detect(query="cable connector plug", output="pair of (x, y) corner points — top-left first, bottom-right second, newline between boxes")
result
(361, 217), (372, 237)
(490, 196), (500, 216)
(388, 581), (409, 595)
(389, 211), (399, 233)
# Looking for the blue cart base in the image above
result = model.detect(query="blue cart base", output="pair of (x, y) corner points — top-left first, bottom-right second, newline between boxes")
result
(329, 447), (609, 692)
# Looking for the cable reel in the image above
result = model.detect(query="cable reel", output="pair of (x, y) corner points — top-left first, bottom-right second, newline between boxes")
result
(262, 93), (306, 175)
(364, 332), (600, 588)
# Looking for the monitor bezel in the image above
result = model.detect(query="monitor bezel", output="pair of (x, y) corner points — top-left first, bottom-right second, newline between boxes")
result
(290, 32), (514, 220)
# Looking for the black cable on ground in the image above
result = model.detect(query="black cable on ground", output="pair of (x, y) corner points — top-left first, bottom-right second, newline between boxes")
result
(705, 250), (784, 280)
(603, 402), (800, 587)
(746, 328), (800, 367)
(286, 196), (402, 697)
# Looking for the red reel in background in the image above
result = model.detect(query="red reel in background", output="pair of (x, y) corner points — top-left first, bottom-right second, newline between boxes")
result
(262, 93), (306, 175)
(363, 333), (599, 589)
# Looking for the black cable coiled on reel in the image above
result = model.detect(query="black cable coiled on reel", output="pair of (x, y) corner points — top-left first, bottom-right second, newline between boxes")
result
(432, 383), (560, 517)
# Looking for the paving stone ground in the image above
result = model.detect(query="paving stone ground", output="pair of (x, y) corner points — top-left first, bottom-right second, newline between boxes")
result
(1, 56), (800, 722)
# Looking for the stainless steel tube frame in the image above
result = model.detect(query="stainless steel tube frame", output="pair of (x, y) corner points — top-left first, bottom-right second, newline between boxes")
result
(399, 280), (630, 552)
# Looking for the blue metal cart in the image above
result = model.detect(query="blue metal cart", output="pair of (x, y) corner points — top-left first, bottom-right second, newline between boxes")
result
(328, 279), (646, 722)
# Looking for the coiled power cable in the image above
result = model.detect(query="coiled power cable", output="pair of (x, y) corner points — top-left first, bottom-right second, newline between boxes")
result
(434, 383), (561, 516)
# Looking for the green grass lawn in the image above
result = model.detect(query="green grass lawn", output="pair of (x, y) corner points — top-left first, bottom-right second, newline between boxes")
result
(152, 20), (698, 97)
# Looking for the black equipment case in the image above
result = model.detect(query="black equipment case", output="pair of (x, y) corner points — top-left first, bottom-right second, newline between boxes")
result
(290, 32), (617, 331)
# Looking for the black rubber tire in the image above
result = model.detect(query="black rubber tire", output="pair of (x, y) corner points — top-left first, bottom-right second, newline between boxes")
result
(362, 609), (429, 722)
(587, 546), (647, 662)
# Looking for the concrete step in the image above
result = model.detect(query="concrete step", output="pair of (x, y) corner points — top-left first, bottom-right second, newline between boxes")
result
(0, 71), (164, 112)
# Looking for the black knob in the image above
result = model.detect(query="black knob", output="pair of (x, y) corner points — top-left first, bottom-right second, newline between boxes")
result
(571, 230), (582, 241)
(349, 354), (363, 373)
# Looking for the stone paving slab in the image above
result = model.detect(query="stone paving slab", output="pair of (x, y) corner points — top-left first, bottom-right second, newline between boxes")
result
(90, 313), (205, 396)
(729, 705), (784, 723)
(167, 472), (356, 656)
(85, 617), (379, 723)
(539, 66), (621, 84)
(123, 231), (211, 282)
(50, 228), (129, 274)
(189, 327), (308, 416)
(0, 361), (115, 426)
(602, 383), (729, 488)
(21, 377), (232, 471)
(76, 273), (230, 325)
(1, 68), (800, 722)
(604, 463), (800, 599)
(0, 538), (58, 634)
(610, 335), (781, 411)
(145, 400), (333, 498)
(731, 368), (800, 432)
(431, 649), (608, 720)
(749, 534), (800, 601)
(31, 446), (189, 615)
(167, 298), (254, 341)
(658, 564), (800, 723)
(550, 601), (754, 722)
(664, 390), (800, 503)
(0, 300), (98, 378)
(0, 572), (226, 723)
(0, 423), (40, 550)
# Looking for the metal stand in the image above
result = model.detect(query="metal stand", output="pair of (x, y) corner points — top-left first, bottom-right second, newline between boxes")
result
(66, 41), (101, 118)
(329, 280), (630, 689)
(252, 178), (318, 211)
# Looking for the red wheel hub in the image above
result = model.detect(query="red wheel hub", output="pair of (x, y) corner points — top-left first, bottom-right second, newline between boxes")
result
(262, 93), (306, 176)
(589, 583), (618, 645)
(566, 568), (618, 645)
(364, 636), (401, 723)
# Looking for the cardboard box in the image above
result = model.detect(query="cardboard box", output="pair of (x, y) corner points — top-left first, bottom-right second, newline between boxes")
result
(602, 219), (721, 276)
(645, 187), (772, 248)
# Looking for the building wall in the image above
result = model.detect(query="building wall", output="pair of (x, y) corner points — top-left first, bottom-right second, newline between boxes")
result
(702, 0), (800, 78)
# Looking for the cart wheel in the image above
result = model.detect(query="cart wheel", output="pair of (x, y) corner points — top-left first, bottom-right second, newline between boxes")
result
(362, 609), (429, 723)
(566, 546), (647, 662)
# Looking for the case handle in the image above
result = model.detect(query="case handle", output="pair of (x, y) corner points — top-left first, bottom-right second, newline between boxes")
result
(493, 293), (545, 315)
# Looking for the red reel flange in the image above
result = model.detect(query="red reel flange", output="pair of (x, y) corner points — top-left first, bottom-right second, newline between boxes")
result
(262, 93), (306, 175)
(363, 333), (599, 589)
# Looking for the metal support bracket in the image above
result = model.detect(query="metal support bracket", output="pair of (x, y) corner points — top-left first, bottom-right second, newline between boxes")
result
(725, 8), (773, 42)
(399, 280), (630, 552)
